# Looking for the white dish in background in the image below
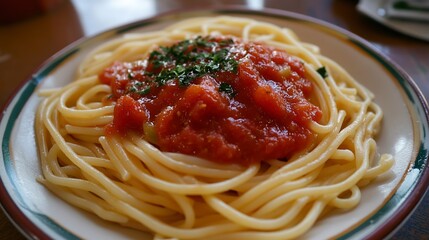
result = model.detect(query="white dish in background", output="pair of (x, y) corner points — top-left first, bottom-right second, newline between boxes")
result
(358, 0), (429, 41)
(1, 8), (428, 240)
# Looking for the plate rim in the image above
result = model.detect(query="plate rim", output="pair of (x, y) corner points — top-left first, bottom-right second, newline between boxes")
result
(1, 6), (428, 240)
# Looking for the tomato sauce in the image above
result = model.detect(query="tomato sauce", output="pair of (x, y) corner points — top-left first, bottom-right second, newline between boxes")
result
(99, 36), (322, 165)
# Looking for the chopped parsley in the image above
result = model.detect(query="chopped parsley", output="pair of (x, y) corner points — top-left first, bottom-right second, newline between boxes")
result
(316, 66), (328, 78)
(122, 36), (240, 97)
(127, 69), (135, 79)
(137, 86), (151, 95)
(148, 36), (238, 87)
(127, 81), (150, 95)
(219, 82), (236, 97)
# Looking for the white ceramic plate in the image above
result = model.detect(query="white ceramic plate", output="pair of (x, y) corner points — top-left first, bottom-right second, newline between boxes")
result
(357, 0), (429, 41)
(1, 8), (429, 240)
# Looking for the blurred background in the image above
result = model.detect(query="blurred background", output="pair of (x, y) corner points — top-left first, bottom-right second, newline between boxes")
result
(0, 0), (428, 239)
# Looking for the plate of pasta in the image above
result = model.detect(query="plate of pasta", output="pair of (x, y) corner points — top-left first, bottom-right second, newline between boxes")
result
(1, 8), (428, 240)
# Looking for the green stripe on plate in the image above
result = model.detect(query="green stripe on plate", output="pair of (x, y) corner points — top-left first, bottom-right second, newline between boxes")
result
(1, 48), (80, 240)
(1, 10), (428, 240)
(338, 39), (429, 239)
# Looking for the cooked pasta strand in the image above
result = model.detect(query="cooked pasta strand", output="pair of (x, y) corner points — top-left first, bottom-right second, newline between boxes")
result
(36, 16), (393, 240)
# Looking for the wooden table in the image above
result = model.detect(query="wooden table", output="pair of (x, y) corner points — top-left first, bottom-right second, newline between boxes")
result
(1, 0), (428, 239)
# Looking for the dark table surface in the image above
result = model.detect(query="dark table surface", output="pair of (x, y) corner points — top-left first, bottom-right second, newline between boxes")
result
(1, 0), (428, 239)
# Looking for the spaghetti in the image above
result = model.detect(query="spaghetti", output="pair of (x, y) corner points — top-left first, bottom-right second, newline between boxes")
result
(35, 16), (394, 239)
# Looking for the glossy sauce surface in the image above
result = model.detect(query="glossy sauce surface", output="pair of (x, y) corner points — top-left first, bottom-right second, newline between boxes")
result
(99, 36), (321, 165)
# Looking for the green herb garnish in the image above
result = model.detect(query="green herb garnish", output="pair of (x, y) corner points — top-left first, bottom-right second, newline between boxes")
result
(148, 36), (238, 87)
(219, 82), (236, 97)
(137, 86), (151, 95)
(127, 69), (135, 79)
(316, 66), (328, 78)
(127, 81), (150, 95)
